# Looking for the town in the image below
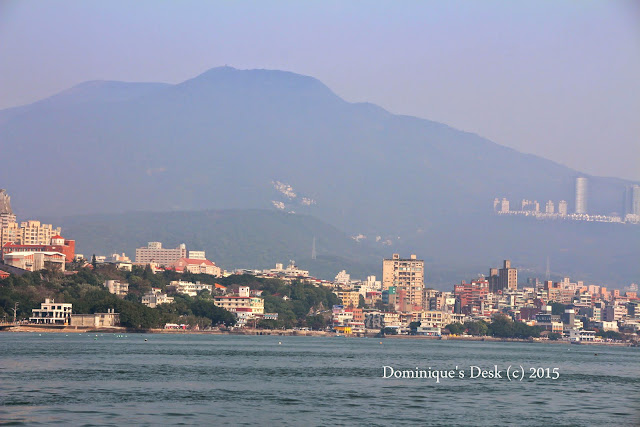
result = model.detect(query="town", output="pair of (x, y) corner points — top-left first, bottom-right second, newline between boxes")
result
(1, 189), (638, 344)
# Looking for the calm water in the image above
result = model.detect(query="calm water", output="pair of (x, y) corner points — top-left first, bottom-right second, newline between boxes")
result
(0, 333), (638, 426)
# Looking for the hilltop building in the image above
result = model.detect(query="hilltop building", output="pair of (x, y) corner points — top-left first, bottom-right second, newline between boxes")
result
(104, 280), (129, 296)
(2, 234), (75, 263)
(135, 242), (187, 266)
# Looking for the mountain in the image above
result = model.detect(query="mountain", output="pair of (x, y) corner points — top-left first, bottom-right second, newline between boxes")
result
(1, 66), (638, 286)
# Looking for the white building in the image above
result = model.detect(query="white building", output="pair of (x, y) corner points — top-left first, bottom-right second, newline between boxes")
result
(334, 270), (351, 285)
(30, 298), (72, 325)
(104, 280), (129, 296)
(135, 242), (187, 266)
(141, 290), (174, 308)
(168, 280), (213, 297)
(575, 177), (588, 214)
(4, 251), (65, 272)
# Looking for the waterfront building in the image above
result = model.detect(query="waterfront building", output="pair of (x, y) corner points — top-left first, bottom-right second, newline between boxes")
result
(30, 298), (72, 325)
(575, 177), (588, 214)
(382, 254), (424, 311)
(104, 280), (129, 296)
(558, 200), (568, 216)
(70, 309), (120, 327)
(135, 242), (187, 266)
(500, 198), (510, 213)
(545, 200), (555, 214)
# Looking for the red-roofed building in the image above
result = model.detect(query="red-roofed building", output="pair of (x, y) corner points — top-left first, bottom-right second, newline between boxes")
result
(171, 257), (221, 277)
(0, 270), (9, 279)
(1, 235), (75, 263)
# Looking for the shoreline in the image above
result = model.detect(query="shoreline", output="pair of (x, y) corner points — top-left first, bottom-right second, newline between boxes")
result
(1, 325), (636, 347)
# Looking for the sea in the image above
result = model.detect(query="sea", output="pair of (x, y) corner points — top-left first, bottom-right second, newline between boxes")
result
(0, 333), (638, 426)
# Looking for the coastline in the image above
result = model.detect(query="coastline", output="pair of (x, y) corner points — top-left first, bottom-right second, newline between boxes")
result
(1, 324), (636, 347)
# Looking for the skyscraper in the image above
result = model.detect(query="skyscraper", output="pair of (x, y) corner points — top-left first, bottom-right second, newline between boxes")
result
(631, 185), (640, 215)
(575, 177), (588, 214)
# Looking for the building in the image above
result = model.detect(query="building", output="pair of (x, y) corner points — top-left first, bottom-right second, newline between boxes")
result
(188, 251), (206, 260)
(336, 290), (360, 308)
(545, 200), (555, 214)
(500, 198), (510, 213)
(213, 289), (265, 325)
(135, 242), (187, 266)
(382, 254), (424, 311)
(104, 280), (129, 296)
(1, 219), (62, 248)
(4, 251), (66, 272)
(70, 309), (120, 327)
(334, 270), (351, 285)
(498, 260), (518, 291)
(454, 279), (489, 315)
(171, 257), (222, 276)
(558, 200), (568, 216)
(30, 298), (72, 325)
(168, 280), (213, 297)
(575, 177), (588, 214)
(630, 185), (640, 216)
(2, 235), (75, 263)
(264, 261), (309, 278)
(141, 290), (174, 308)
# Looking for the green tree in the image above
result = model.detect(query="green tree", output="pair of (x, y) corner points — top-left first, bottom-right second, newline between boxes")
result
(446, 322), (465, 335)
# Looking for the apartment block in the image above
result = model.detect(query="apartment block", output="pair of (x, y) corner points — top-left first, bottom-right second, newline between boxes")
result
(382, 254), (424, 311)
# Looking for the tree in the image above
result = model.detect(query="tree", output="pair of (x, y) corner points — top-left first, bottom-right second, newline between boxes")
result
(409, 321), (421, 335)
(548, 332), (561, 341)
(358, 295), (366, 308)
(91, 254), (97, 270)
(446, 322), (464, 335)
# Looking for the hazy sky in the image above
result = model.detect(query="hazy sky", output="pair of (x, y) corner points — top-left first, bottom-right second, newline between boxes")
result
(1, 1), (638, 181)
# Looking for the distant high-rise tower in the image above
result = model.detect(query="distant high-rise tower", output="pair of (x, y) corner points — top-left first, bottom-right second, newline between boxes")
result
(558, 200), (568, 216)
(311, 236), (317, 260)
(631, 185), (640, 215)
(545, 200), (555, 214)
(575, 177), (588, 214)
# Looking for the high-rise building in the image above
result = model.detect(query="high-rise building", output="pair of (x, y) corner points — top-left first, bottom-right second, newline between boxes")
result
(498, 260), (518, 291)
(1, 220), (62, 247)
(135, 242), (187, 266)
(631, 185), (640, 215)
(500, 198), (510, 213)
(382, 254), (424, 311)
(545, 200), (555, 214)
(575, 177), (588, 214)
(558, 200), (568, 216)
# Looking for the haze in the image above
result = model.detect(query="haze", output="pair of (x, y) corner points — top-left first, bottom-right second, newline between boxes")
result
(0, 0), (638, 181)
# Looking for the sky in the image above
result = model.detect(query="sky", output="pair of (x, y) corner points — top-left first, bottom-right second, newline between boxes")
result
(1, 0), (638, 181)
